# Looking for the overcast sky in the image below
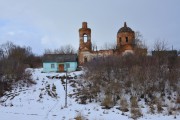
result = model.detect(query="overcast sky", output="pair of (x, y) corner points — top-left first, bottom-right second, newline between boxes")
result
(0, 0), (180, 55)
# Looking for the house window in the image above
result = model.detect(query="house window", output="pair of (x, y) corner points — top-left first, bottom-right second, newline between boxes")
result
(83, 34), (88, 42)
(51, 64), (55, 68)
(66, 63), (70, 68)
(126, 37), (128, 43)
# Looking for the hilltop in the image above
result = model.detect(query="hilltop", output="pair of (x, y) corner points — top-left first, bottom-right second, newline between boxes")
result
(0, 68), (179, 120)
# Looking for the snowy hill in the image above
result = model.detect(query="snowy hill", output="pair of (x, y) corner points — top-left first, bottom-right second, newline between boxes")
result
(0, 68), (179, 120)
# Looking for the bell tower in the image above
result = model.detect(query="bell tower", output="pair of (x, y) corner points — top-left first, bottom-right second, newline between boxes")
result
(79, 22), (92, 51)
(78, 22), (92, 65)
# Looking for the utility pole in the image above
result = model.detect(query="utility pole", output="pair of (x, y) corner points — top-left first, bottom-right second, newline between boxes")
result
(64, 63), (70, 108)
(65, 69), (68, 108)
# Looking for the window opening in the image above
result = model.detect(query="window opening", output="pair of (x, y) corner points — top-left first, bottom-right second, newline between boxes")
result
(51, 64), (55, 68)
(126, 37), (128, 43)
(119, 37), (122, 43)
(84, 57), (88, 62)
(66, 63), (70, 68)
(83, 34), (88, 42)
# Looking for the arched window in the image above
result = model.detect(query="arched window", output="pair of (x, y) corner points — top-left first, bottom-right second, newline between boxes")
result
(83, 34), (88, 42)
(126, 37), (128, 43)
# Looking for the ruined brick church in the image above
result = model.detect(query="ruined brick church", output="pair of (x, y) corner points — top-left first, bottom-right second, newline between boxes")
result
(78, 22), (145, 65)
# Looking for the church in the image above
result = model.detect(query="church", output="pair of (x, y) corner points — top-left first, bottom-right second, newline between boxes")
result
(78, 22), (146, 65)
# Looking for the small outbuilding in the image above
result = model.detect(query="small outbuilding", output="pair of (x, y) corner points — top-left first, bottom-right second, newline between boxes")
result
(152, 50), (178, 58)
(42, 54), (78, 72)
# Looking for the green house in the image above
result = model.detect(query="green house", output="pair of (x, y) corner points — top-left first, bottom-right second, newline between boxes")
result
(42, 54), (78, 72)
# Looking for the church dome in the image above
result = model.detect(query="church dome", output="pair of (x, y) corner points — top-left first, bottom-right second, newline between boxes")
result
(117, 22), (134, 34)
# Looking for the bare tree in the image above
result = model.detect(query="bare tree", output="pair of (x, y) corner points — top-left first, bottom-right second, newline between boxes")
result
(0, 41), (15, 58)
(154, 39), (168, 51)
(91, 42), (97, 51)
(135, 31), (147, 49)
(101, 42), (117, 50)
(44, 44), (76, 54)
(0, 41), (36, 96)
(44, 48), (53, 54)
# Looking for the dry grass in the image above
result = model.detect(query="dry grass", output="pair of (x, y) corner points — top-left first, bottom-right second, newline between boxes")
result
(120, 97), (129, 112)
(74, 112), (85, 120)
(131, 108), (142, 120)
(101, 95), (113, 109)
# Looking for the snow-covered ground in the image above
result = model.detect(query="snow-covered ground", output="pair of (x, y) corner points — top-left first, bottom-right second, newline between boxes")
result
(0, 68), (179, 120)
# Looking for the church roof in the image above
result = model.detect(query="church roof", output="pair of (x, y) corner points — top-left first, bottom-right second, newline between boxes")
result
(117, 22), (134, 34)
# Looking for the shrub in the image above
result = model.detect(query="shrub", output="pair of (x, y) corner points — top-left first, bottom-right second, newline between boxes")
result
(130, 96), (142, 119)
(120, 97), (129, 112)
(79, 96), (87, 104)
(176, 96), (180, 104)
(52, 84), (56, 92)
(157, 98), (163, 113)
(22, 69), (36, 87)
(102, 95), (113, 109)
(149, 104), (155, 114)
(74, 112), (85, 120)
(131, 108), (142, 120)
(131, 96), (138, 108)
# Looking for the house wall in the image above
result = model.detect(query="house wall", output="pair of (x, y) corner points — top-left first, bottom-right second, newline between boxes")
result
(43, 62), (58, 72)
(78, 50), (115, 65)
(64, 62), (77, 72)
(43, 62), (77, 73)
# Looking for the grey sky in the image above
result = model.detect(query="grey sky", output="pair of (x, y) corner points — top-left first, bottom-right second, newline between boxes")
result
(0, 0), (180, 54)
